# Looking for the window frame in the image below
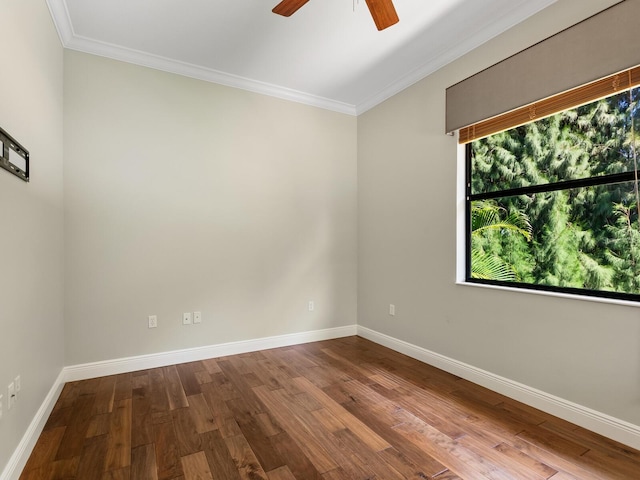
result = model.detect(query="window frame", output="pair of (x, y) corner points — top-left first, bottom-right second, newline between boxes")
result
(464, 121), (640, 303)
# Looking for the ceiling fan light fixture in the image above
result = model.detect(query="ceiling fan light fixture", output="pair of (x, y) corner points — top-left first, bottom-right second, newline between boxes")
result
(271, 0), (309, 17)
(365, 0), (399, 31)
(272, 0), (399, 31)
(272, 0), (310, 17)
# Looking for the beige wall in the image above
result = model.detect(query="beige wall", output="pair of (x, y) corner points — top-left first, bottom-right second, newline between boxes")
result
(63, 51), (358, 365)
(4, 0), (639, 473)
(0, 0), (65, 472)
(357, 0), (640, 426)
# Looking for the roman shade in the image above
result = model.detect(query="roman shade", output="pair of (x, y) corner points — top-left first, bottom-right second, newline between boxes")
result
(445, 0), (639, 139)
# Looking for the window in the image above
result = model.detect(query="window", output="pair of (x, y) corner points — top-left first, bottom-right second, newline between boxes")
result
(466, 85), (640, 301)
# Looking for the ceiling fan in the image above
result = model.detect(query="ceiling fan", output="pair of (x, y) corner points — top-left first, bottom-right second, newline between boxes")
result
(272, 0), (399, 31)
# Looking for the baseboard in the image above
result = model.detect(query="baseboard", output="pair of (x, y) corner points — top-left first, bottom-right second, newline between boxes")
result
(357, 325), (640, 451)
(0, 370), (66, 480)
(64, 324), (358, 382)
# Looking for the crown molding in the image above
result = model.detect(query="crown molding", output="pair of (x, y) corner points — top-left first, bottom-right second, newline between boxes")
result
(45, 1), (357, 116)
(47, 0), (556, 117)
(45, 0), (74, 44)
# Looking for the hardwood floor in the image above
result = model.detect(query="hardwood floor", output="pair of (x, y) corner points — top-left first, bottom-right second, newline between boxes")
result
(20, 336), (640, 479)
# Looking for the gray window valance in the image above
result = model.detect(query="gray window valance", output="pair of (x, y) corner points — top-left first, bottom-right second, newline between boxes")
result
(445, 0), (638, 135)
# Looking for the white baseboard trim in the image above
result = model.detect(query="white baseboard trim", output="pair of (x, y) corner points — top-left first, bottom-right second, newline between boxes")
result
(0, 370), (66, 480)
(64, 324), (358, 382)
(357, 325), (640, 450)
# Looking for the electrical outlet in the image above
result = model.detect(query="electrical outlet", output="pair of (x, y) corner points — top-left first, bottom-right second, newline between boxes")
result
(193, 311), (202, 324)
(8, 382), (15, 410)
(0, 394), (3, 420)
(15, 375), (20, 394)
(183, 312), (192, 325)
(389, 304), (396, 316)
(148, 315), (158, 328)
(308, 301), (315, 311)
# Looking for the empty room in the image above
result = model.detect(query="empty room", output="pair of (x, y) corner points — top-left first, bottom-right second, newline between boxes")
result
(2, 0), (640, 478)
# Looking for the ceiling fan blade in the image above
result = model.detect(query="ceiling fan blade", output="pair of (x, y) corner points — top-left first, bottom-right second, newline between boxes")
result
(272, 0), (310, 17)
(365, 0), (399, 31)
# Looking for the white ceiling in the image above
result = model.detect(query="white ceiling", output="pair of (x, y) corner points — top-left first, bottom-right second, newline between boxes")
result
(46, 0), (557, 115)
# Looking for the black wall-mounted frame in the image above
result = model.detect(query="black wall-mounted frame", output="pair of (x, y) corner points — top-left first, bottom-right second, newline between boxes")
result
(0, 126), (29, 182)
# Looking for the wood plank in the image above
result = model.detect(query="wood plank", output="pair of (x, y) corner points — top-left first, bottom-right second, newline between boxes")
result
(310, 408), (345, 433)
(224, 434), (269, 480)
(163, 366), (189, 410)
(578, 448), (640, 480)
(207, 371), (240, 402)
(102, 466), (131, 480)
(186, 393), (216, 434)
(200, 429), (242, 480)
(176, 362), (204, 397)
(266, 466), (297, 480)
(458, 435), (554, 480)
(172, 407), (202, 456)
(78, 377), (102, 395)
(547, 472), (580, 480)
(332, 428), (406, 480)
(148, 368), (170, 414)
(201, 358), (222, 375)
(255, 412), (283, 437)
(320, 467), (352, 480)
(75, 433), (108, 479)
(217, 359), (266, 415)
(21, 456), (80, 480)
(200, 382), (241, 437)
(115, 373), (133, 402)
(378, 446), (447, 480)
(493, 442), (557, 479)
(540, 419), (640, 464)
(132, 386), (154, 448)
(516, 429), (590, 459)
(253, 385), (338, 474)
(21, 426), (66, 472)
(50, 457), (81, 479)
(132, 371), (150, 389)
(292, 377), (391, 452)
(131, 444), (158, 480)
(226, 396), (285, 472)
(55, 393), (96, 460)
(104, 398), (133, 471)
(51, 382), (80, 412)
(393, 419), (511, 480)
(194, 371), (212, 385)
(270, 430), (323, 480)
(338, 396), (448, 478)
(153, 415), (184, 480)
(508, 437), (605, 480)
(181, 451), (213, 480)
(93, 376), (117, 415)
(87, 413), (112, 438)
(433, 471), (464, 480)
(43, 406), (73, 431)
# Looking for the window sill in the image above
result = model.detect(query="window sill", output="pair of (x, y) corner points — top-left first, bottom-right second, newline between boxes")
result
(455, 280), (640, 308)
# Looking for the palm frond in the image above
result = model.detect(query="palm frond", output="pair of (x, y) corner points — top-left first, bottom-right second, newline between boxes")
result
(471, 250), (518, 281)
(471, 201), (532, 240)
